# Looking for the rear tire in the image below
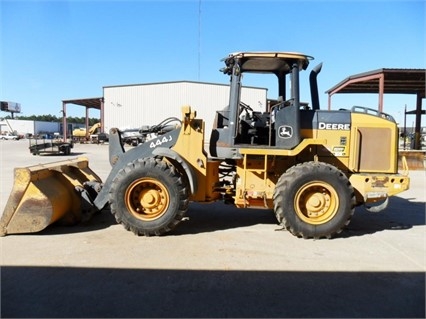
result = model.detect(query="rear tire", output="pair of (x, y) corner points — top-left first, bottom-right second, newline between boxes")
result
(273, 162), (355, 239)
(109, 157), (189, 236)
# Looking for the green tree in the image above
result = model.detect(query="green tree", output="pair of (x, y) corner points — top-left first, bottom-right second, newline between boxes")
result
(14, 114), (99, 126)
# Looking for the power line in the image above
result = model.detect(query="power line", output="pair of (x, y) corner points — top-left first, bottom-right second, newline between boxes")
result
(198, 0), (201, 81)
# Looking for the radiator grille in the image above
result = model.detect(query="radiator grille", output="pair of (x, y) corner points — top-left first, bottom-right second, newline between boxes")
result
(358, 127), (391, 171)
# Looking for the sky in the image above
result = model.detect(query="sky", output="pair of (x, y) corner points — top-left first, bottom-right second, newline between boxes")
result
(1, 0), (425, 126)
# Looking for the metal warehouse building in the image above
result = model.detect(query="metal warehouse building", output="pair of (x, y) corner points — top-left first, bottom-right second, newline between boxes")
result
(102, 81), (267, 136)
(0, 119), (61, 136)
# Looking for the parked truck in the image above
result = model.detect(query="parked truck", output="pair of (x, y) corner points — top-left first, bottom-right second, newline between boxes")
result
(0, 132), (20, 140)
(0, 52), (410, 238)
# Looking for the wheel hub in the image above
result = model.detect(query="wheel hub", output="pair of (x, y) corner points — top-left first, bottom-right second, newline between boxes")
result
(125, 178), (170, 221)
(305, 192), (331, 217)
(295, 182), (338, 224)
(139, 189), (163, 210)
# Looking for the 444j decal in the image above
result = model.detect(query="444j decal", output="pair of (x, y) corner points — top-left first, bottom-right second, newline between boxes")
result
(149, 135), (173, 148)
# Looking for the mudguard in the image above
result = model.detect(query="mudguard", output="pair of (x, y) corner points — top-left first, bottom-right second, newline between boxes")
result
(152, 147), (198, 194)
(93, 127), (182, 211)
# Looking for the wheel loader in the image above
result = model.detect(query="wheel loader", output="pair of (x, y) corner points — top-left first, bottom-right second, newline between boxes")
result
(0, 52), (410, 238)
(72, 122), (101, 143)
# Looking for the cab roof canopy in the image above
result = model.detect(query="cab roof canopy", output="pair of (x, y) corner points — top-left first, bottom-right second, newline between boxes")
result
(223, 52), (313, 74)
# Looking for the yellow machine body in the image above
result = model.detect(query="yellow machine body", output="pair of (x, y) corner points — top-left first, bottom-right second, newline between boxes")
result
(152, 106), (409, 210)
(220, 110), (409, 209)
(0, 52), (412, 238)
(170, 105), (221, 202)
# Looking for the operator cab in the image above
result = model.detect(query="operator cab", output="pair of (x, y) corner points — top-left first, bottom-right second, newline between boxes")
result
(210, 52), (318, 158)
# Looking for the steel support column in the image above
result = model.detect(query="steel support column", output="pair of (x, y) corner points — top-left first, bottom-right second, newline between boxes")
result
(378, 73), (384, 112)
(414, 93), (423, 150)
(85, 107), (89, 140)
(100, 98), (104, 133)
(62, 102), (67, 140)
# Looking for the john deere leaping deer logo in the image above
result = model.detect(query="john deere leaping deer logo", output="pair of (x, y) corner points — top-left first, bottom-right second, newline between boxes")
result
(278, 125), (293, 139)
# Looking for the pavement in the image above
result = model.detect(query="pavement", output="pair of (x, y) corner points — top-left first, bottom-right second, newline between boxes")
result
(0, 139), (425, 318)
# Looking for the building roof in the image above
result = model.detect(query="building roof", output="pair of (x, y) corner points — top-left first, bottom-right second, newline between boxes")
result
(326, 68), (425, 96)
(62, 97), (103, 110)
(102, 80), (266, 91)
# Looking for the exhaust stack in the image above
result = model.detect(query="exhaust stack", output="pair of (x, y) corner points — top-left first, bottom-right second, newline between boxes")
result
(310, 63), (323, 110)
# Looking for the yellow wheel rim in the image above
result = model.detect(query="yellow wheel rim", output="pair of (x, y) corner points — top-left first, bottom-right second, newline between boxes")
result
(125, 178), (170, 221)
(294, 181), (338, 225)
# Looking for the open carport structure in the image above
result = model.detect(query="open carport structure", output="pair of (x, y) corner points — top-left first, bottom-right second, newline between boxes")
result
(326, 68), (425, 150)
(61, 97), (104, 140)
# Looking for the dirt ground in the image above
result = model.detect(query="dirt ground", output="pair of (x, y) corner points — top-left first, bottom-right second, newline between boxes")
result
(1, 139), (425, 318)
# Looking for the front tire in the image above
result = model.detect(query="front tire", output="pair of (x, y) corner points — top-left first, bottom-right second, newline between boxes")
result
(273, 162), (355, 239)
(109, 157), (189, 236)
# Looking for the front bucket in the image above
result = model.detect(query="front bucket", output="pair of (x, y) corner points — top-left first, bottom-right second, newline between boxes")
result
(0, 157), (102, 236)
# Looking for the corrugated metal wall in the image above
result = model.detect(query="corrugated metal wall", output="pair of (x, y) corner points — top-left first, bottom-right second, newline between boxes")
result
(34, 121), (61, 134)
(0, 119), (80, 136)
(0, 119), (61, 135)
(0, 119), (34, 135)
(103, 81), (267, 136)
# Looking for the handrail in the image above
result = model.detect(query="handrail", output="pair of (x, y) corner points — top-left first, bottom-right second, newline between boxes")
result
(351, 106), (395, 122)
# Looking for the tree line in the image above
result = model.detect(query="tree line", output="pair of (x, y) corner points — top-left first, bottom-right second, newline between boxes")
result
(3, 114), (99, 126)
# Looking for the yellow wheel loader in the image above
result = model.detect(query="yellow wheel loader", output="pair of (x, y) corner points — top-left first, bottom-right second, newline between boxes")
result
(72, 122), (101, 143)
(0, 52), (410, 238)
